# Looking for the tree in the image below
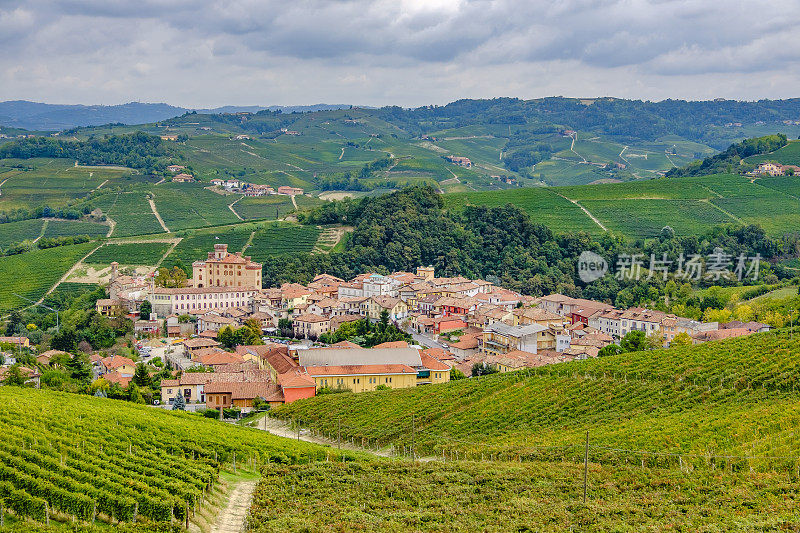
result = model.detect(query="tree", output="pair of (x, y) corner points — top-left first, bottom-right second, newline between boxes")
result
(155, 266), (188, 288)
(450, 367), (466, 380)
(139, 300), (152, 318)
(50, 328), (78, 352)
(66, 353), (92, 384)
(172, 392), (186, 410)
(620, 330), (647, 352)
(1, 364), (26, 386)
(471, 362), (499, 377)
(128, 383), (145, 404)
(671, 332), (693, 347)
(598, 344), (623, 357)
(132, 362), (152, 389)
(645, 331), (665, 350)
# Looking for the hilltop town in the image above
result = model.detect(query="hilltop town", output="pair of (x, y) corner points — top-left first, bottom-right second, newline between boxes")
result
(32, 242), (758, 413)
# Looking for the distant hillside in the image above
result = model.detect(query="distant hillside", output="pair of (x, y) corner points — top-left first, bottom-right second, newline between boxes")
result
(273, 330), (800, 465)
(0, 101), (357, 131)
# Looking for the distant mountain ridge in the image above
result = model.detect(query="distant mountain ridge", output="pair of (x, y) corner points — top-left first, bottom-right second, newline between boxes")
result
(0, 101), (355, 131)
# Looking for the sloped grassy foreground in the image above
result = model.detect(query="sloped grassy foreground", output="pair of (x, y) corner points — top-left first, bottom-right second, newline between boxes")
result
(247, 461), (800, 532)
(272, 330), (800, 464)
(0, 388), (349, 528)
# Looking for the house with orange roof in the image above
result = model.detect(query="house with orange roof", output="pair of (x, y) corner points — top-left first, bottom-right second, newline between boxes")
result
(277, 370), (317, 403)
(205, 381), (284, 411)
(99, 355), (136, 377)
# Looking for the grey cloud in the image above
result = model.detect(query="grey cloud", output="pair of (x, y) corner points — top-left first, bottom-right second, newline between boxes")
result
(1, 0), (800, 107)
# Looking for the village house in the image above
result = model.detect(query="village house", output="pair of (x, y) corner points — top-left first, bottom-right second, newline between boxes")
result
(98, 355), (136, 377)
(446, 155), (472, 168)
(0, 336), (30, 348)
(293, 313), (331, 338)
(481, 323), (554, 356)
(277, 185), (304, 196)
(365, 296), (408, 321)
(171, 173), (195, 183)
(205, 381), (284, 412)
(167, 165), (185, 173)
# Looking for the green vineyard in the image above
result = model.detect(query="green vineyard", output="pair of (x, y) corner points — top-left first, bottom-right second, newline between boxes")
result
(86, 242), (172, 265)
(0, 388), (353, 527)
(0, 242), (96, 312)
(245, 223), (322, 261)
(248, 460), (799, 532)
(272, 330), (800, 467)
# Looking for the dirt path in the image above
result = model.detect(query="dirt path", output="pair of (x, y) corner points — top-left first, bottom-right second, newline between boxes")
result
(154, 239), (182, 269)
(92, 179), (109, 192)
(228, 196), (244, 221)
(557, 193), (608, 232)
(32, 220), (48, 244)
(210, 480), (257, 533)
(339, 147), (345, 160)
(34, 243), (104, 305)
(147, 196), (170, 233)
(105, 216), (116, 237)
(291, 195), (298, 209)
(258, 416), (391, 457)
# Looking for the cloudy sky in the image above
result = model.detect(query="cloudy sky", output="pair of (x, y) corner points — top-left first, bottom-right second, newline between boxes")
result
(2, 0), (799, 108)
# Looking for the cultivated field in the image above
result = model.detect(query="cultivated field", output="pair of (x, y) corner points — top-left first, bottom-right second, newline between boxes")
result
(0, 242), (96, 312)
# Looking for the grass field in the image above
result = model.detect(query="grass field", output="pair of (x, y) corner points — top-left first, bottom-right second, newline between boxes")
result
(0, 158), (146, 211)
(164, 224), (256, 266)
(0, 242), (96, 312)
(273, 330), (800, 465)
(85, 242), (171, 265)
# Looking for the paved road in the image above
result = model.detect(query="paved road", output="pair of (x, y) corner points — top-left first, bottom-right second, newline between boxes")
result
(409, 330), (445, 349)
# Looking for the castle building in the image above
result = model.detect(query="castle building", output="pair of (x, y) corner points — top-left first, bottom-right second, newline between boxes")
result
(192, 244), (262, 290)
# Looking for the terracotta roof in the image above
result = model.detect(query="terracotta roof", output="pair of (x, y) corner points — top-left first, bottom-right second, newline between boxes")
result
(183, 338), (221, 349)
(100, 355), (135, 370)
(692, 328), (752, 342)
(278, 370), (316, 388)
(305, 364), (417, 377)
(330, 340), (361, 348)
(373, 341), (409, 349)
(194, 350), (244, 366)
(265, 351), (299, 374)
(205, 380), (281, 400)
(294, 313), (329, 323)
(37, 349), (69, 361)
(419, 352), (451, 371)
(103, 372), (132, 388)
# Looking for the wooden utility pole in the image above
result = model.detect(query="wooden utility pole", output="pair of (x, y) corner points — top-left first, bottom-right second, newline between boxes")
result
(583, 431), (589, 503)
(411, 414), (416, 460)
(337, 417), (341, 449)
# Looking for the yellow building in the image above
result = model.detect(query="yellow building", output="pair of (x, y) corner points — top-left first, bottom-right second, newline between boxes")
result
(481, 323), (554, 356)
(192, 244), (262, 289)
(365, 296), (408, 321)
(307, 364), (418, 392)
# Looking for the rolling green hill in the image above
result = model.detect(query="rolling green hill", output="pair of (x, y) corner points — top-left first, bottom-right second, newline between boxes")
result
(272, 330), (800, 467)
(446, 173), (800, 238)
(0, 387), (352, 528)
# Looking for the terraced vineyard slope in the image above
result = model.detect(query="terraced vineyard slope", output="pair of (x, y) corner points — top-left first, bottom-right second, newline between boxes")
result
(0, 388), (351, 528)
